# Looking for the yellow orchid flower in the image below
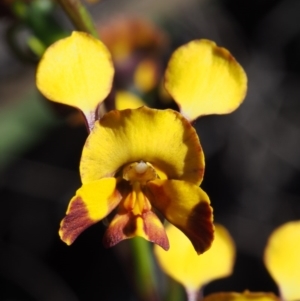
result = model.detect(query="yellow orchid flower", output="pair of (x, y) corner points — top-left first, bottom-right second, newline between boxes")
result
(264, 221), (300, 301)
(36, 31), (247, 253)
(59, 106), (213, 253)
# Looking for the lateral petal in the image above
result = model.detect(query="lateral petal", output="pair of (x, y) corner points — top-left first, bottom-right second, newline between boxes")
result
(36, 31), (114, 118)
(164, 40), (247, 121)
(146, 179), (214, 254)
(59, 178), (121, 245)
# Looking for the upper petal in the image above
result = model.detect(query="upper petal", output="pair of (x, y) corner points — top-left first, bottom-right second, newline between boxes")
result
(146, 179), (214, 254)
(59, 178), (121, 245)
(154, 224), (235, 291)
(164, 39), (247, 121)
(36, 31), (114, 115)
(264, 221), (300, 301)
(80, 107), (204, 185)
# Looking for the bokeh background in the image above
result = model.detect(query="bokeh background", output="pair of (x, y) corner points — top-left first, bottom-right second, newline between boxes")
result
(1, 0), (300, 300)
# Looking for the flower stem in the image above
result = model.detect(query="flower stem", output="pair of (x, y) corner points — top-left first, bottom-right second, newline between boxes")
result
(130, 237), (160, 301)
(186, 288), (200, 301)
(165, 278), (185, 301)
(56, 0), (98, 38)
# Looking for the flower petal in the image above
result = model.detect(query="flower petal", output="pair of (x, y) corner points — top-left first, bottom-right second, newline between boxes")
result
(264, 221), (300, 301)
(146, 179), (214, 254)
(80, 107), (204, 185)
(115, 91), (145, 110)
(103, 210), (169, 250)
(164, 40), (247, 121)
(202, 291), (280, 301)
(36, 31), (114, 117)
(154, 224), (234, 291)
(59, 178), (121, 245)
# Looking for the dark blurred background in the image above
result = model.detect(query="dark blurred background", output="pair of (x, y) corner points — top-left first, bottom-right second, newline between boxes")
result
(1, 0), (300, 300)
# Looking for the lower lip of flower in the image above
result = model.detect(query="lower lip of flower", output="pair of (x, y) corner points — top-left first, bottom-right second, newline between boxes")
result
(121, 160), (158, 214)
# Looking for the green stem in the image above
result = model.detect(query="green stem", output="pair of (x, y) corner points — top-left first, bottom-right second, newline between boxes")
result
(165, 278), (185, 301)
(130, 237), (160, 301)
(56, 0), (98, 38)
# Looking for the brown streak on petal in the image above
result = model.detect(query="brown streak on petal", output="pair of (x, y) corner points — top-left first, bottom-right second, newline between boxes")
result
(192, 167), (205, 179)
(123, 213), (138, 236)
(213, 46), (235, 63)
(146, 182), (214, 254)
(103, 212), (142, 247)
(59, 197), (93, 245)
(103, 210), (170, 250)
(180, 201), (214, 254)
(103, 213), (131, 247)
(143, 211), (169, 250)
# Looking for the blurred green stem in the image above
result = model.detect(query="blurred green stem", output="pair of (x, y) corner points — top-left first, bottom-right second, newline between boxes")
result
(130, 237), (160, 301)
(56, 0), (98, 38)
(165, 278), (185, 301)
(28, 36), (46, 57)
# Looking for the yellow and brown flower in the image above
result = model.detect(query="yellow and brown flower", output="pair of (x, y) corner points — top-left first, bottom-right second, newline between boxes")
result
(36, 31), (247, 253)
(59, 106), (213, 253)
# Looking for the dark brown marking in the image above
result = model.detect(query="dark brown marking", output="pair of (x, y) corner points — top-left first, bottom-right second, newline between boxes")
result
(145, 181), (214, 254)
(60, 197), (94, 245)
(143, 211), (169, 250)
(178, 201), (214, 254)
(103, 210), (170, 250)
(102, 213), (130, 248)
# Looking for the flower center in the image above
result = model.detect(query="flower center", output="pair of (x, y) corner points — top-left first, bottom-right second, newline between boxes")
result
(122, 161), (157, 185)
(122, 161), (157, 215)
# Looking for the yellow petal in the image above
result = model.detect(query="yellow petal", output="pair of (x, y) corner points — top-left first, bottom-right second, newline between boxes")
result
(148, 179), (214, 254)
(59, 178), (121, 245)
(203, 291), (280, 301)
(264, 221), (300, 301)
(103, 210), (169, 250)
(36, 31), (114, 117)
(115, 91), (145, 110)
(154, 224), (232, 292)
(80, 107), (204, 186)
(164, 40), (247, 121)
